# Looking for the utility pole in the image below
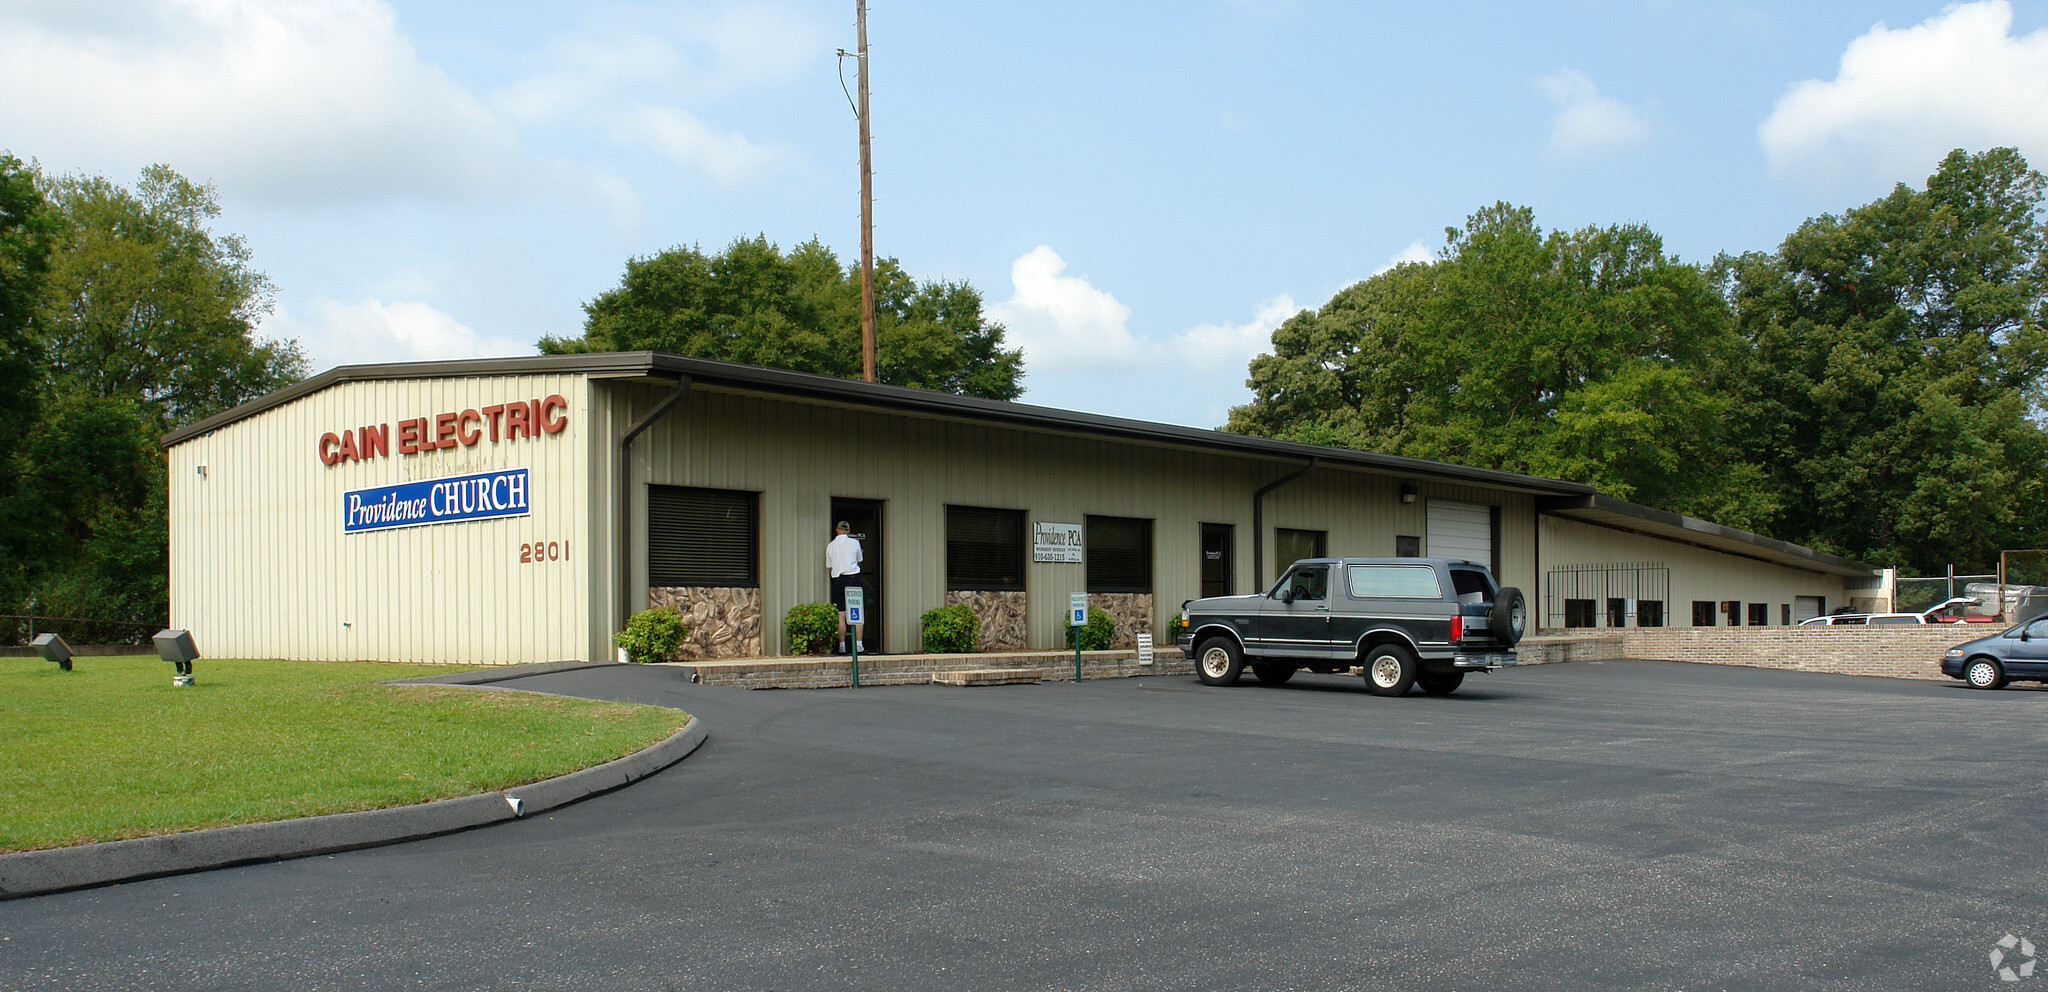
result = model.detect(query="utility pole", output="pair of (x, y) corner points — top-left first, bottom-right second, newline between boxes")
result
(856, 0), (876, 382)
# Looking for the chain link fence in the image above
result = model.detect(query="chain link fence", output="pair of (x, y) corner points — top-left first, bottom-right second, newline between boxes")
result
(0, 614), (162, 647)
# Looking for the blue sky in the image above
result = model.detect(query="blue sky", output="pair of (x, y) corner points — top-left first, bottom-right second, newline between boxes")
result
(5, 0), (2047, 428)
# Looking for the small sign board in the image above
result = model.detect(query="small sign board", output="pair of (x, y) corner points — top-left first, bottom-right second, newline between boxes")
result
(1034, 521), (1084, 563)
(1069, 592), (1088, 626)
(846, 586), (865, 626)
(1137, 633), (1154, 665)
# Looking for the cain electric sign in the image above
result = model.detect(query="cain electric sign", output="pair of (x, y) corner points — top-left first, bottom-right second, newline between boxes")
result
(345, 469), (530, 533)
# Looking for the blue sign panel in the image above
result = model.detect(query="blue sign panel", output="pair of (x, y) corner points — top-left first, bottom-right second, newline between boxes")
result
(345, 468), (531, 533)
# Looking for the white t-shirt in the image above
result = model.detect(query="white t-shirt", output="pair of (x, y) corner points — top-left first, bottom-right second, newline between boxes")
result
(826, 533), (863, 577)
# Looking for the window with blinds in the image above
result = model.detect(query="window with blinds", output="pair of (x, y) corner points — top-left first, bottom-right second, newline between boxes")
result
(647, 485), (758, 587)
(1086, 515), (1153, 593)
(947, 505), (1025, 590)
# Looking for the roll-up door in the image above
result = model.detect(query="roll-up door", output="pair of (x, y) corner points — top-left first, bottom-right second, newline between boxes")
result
(1793, 596), (1825, 623)
(1427, 499), (1492, 566)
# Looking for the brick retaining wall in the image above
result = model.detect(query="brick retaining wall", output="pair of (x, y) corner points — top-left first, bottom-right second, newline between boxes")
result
(1616, 626), (1973, 681)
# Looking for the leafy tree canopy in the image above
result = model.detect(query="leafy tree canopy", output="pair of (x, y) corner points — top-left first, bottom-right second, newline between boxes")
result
(1725, 147), (2048, 570)
(544, 235), (1024, 401)
(0, 159), (306, 631)
(1228, 204), (1771, 529)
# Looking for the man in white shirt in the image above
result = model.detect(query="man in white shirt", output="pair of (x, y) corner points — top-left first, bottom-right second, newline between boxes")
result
(827, 520), (865, 653)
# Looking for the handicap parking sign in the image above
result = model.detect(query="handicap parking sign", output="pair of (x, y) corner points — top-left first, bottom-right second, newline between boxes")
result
(846, 586), (865, 626)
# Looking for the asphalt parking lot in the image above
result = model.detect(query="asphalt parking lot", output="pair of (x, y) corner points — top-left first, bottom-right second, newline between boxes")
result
(2, 659), (2044, 991)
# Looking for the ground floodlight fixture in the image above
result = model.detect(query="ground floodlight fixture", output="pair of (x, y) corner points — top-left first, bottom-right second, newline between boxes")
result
(32, 633), (73, 672)
(153, 629), (199, 687)
(1400, 483), (1419, 504)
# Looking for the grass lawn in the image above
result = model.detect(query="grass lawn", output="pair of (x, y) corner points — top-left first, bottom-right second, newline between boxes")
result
(0, 657), (690, 853)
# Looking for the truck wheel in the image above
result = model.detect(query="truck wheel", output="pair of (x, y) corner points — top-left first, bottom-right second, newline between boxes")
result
(1964, 658), (2006, 690)
(1195, 637), (1244, 686)
(1489, 587), (1527, 647)
(1253, 662), (1297, 685)
(1418, 672), (1464, 695)
(1362, 644), (1417, 696)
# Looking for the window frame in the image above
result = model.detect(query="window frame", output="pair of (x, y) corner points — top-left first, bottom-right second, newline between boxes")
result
(1085, 514), (1154, 594)
(945, 505), (1027, 592)
(646, 484), (759, 588)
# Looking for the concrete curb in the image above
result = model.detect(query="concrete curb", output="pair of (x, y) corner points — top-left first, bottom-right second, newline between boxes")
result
(0, 716), (706, 901)
(384, 660), (625, 686)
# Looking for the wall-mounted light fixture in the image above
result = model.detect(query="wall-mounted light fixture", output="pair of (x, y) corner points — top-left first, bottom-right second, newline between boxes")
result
(1400, 483), (1419, 504)
(195, 464), (207, 477)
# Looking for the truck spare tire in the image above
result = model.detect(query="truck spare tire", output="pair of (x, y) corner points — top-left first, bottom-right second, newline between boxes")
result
(1490, 587), (1527, 647)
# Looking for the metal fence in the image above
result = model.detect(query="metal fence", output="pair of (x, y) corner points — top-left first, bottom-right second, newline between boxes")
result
(0, 614), (163, 647)
(1894, 574), (1996, 613)
(1545, 562), (1672, 628)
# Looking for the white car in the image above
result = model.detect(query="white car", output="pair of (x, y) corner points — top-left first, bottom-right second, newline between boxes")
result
(1798, 612), (1929, 626)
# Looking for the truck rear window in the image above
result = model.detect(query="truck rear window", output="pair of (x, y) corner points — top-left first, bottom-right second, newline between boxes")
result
(1346, 564), (1443, 599)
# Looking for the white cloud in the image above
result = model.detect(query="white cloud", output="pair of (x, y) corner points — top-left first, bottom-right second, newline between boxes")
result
(1374, 240), (1435, 275)
(989, 245), (1297, 424)
(616, 105), (790, 190)
(1538, 68), (1650, 161)
(0, 0), (514, 203)
(1759, 0), (2048, 190)
(988, 246), (1143, 371)
(267, 298), (533, 374)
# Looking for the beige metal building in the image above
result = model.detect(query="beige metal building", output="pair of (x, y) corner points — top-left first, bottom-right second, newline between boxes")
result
(162, 353), (1874, 664)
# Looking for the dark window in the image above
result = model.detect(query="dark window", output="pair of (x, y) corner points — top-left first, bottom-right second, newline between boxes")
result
(1564, 599), (1596, 628)
(1781, 604), (1792, 626)
(1723, 601), (1741, 627)
(648, 485), (757, 587)
(1607, 598), (1627, 627)
(1283, 565), (1328, 601)
(1395, 534), (1421, 557)
(1448, 567), (1493, 599)
(947, 506), (1025, 591)
(1276, 528), (1326, 572)
(1086, 515), (1153, 593)
(1748, 603), (1769, 626)
(1638, 600), (1664, 627)
(1693, 601), (1715, 626)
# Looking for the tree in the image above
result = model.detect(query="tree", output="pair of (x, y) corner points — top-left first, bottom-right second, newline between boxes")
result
(1228, 204), (1769, 527)
(4, 162), (306, 630)
(1725, 148), (2048, 570)
(544, 235), (1025, 401)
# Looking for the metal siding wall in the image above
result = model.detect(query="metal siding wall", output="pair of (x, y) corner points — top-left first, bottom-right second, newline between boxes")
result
(1537, 514), (1851, 627)
(622, 384), (1551, 654)
(167, 374), (595, 663)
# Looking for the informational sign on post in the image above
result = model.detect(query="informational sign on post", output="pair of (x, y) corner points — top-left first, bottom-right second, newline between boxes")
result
(1069, 592), (1088, 626)
(846, 586), (865, 627)
(1137, 632), (1154, 666)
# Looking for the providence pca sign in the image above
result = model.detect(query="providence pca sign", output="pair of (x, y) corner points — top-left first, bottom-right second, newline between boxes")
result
(344, 468), (531, 533)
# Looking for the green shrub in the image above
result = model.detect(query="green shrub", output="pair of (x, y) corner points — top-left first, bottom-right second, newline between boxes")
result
(1168, 612), (1185, 639)
(614, 608), (691, 663)
(1065, 607), (1116, 651)
(920, 604), (980, 653)
(785, 602), (840, 655)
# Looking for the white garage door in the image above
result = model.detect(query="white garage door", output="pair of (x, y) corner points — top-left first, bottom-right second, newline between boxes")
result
(1427, 499), (1493, 566)
(1793, 596), (1825, 623)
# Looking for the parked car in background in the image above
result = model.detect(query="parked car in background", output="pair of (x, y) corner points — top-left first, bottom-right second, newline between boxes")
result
(1941, 616), (2048, 689)
(1798, 612), (1929, 626)
(1920, 596), (2002, 623)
